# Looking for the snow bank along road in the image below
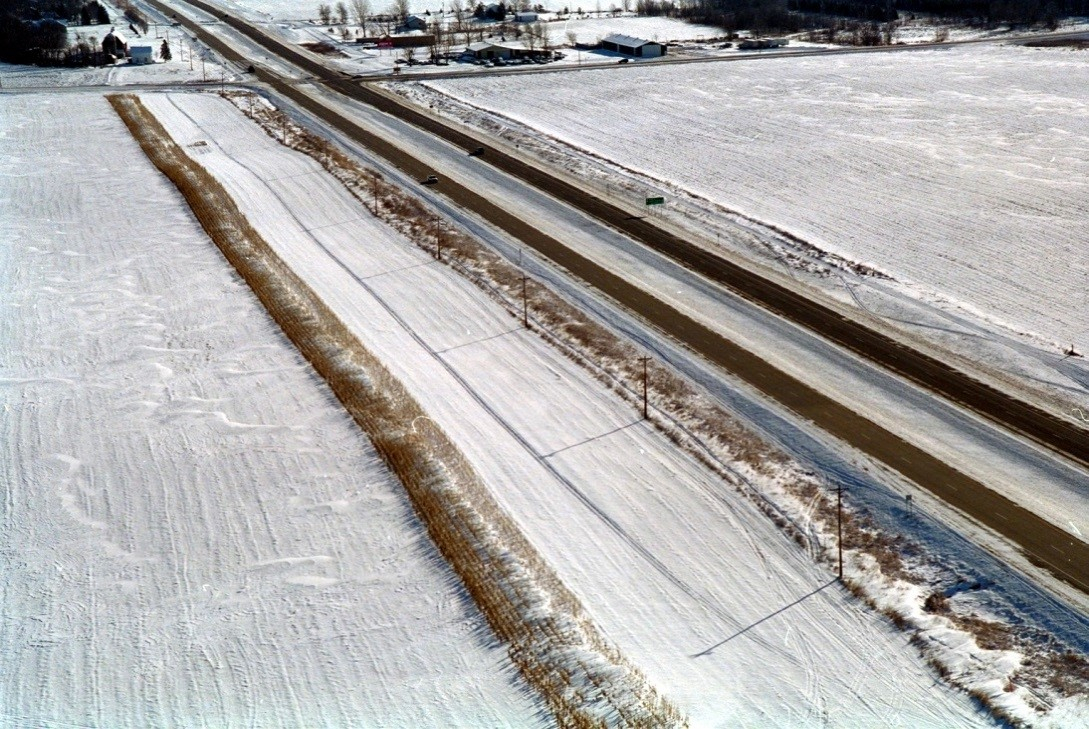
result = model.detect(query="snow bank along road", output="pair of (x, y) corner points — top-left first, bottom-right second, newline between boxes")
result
(137, 0), (1089, 596)
(134, 88), (992, 726)
(0, 92), (539, 727)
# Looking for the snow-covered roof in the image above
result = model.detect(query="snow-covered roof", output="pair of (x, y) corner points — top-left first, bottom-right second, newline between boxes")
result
(602, 33), (659, 47)
(467, 40), (526, 51)
(103, 28), (127, 43)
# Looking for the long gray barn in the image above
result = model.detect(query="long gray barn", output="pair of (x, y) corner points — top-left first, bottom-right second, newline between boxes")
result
(600, 33), (666, 58)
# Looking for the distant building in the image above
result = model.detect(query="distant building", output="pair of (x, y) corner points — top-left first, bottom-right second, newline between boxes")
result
(466, 40), (531, 60)
(101, 27), (128, 58)
(738, 37), (789, 50)
(401, 14), (428, 30)
(359, 33), (434, 48)
(600, 33), (665, 58)
(129, 45), (153, 63)
(514, 11), (538, 22)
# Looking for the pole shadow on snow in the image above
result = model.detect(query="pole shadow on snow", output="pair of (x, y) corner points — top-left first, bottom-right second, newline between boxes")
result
(692, 580), (838, 657)
(538, 420), (646, 459)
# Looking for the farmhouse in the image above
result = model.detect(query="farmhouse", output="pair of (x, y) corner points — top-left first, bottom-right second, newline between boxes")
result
(401, 14), (428, 31)
(129, 44), (153, 64)
(600, 33), (665, 58)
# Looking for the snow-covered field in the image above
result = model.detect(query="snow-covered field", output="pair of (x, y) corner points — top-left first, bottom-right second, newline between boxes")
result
(0, 92), (538, 727)
(124, 89), (998, 725)
(413, 42), (1089, 412)
(7, 31), (1089, 721)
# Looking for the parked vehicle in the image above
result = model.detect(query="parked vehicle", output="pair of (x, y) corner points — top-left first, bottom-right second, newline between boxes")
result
(422, 174), (439, 185)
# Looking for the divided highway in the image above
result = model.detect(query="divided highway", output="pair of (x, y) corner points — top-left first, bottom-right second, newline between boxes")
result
(149, 0), (1089, 594)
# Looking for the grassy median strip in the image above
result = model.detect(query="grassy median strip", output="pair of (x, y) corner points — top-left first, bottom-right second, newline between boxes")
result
(108, 92), (684, 728)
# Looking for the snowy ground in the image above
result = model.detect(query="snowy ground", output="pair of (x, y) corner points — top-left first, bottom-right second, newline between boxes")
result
(0, 92), (539, 727)
(0, 50), (223, 88)
(410, 42), (1089, 418)
(130, 88), (998, 726)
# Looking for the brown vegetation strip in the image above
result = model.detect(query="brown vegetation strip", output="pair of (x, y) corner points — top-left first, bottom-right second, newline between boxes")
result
(108, 92), (684, 727)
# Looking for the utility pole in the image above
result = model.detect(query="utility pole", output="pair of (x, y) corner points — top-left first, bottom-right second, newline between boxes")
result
(837, 483), (844, 581)
(434, 219), (442, 261)
(640, 356), (649, 419)
(521, 274), (528, 328)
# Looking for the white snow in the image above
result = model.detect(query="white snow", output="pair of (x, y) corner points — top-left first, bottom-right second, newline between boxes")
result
(0, 92), (539, 727)
(135, 89), (996, 726)
(415, 41), (1089, 412)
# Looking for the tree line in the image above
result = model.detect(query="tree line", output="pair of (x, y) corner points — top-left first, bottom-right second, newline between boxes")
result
(669, 0), (1086, 35)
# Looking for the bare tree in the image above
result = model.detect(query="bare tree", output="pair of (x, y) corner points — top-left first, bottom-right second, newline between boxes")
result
(449, 0), (464, 30)
(523, 21), (549, 53)
(565, 28), (576, 46)
(390, 0), (409, 22)
(335, 0), (348, 23)
(350, 0), (370, 32)
(317, 3), (332, 24)
(523, 21), (539, 51)
(427, 20), (443, 60)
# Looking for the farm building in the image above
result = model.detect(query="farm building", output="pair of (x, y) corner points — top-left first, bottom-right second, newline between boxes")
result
(129, 45), (153, 64)
(600, 33), (665, 58)
(466, 40), (531, 60)
(401, 14), (428, 31)
(101, 28), (127, 58)
(738, 37), (789, 49)
(359, 33), (434, 48)
(514, 11), (538, 21)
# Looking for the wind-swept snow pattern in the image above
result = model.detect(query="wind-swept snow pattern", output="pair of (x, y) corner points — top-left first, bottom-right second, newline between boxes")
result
(128, 88), (997, 726)
(0, 92), (539, 727)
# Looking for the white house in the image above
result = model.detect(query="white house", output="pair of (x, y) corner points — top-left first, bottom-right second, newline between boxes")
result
(600, 33), (666, 58)
(129, 45), (154, 64)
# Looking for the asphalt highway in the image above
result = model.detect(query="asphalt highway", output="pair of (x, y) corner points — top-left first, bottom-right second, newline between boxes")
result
(147, 0), (1089, 594)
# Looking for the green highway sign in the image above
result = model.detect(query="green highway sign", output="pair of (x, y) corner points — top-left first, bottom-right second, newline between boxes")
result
(645, 196), (665, 206)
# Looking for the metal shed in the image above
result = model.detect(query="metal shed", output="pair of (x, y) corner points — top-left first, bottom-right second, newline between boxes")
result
(600, 33), (665, 58)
